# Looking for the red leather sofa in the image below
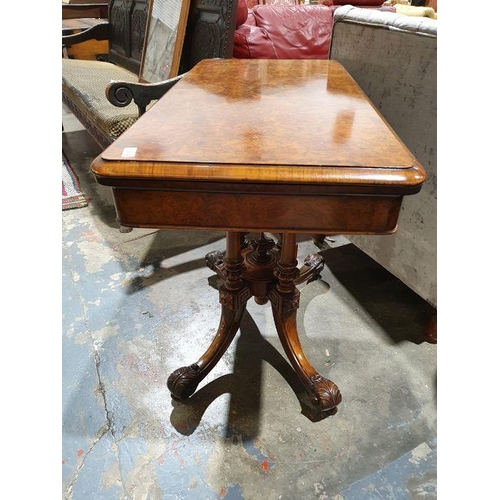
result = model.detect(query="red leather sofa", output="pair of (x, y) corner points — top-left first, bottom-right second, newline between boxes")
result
(233, 0), (395, 59)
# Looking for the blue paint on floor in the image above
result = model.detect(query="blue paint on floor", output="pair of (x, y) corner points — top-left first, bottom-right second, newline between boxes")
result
(223, 483), (244, 499)
(339, 441), (437, 499)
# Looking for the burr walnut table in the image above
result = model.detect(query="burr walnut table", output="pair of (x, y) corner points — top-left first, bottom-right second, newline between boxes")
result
(91, 59), (425, 420)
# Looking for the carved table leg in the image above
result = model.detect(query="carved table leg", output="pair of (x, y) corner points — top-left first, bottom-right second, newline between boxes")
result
(167, 300), (247, 400)
(167, 232), (251, 400)
(270, 233), (342, 418)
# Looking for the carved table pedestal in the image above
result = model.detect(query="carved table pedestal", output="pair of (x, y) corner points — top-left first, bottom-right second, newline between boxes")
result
(91, 59), (425, 419)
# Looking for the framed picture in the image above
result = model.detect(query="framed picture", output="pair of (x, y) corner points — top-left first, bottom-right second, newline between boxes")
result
(139, 0), (191, 83)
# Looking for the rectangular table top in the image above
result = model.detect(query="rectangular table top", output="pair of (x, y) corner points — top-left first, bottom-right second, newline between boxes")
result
(92, 59), (424, 195)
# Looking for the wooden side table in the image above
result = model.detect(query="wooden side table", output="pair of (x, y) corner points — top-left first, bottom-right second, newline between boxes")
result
(62, 2), (108, 20)
(91, 59), (425, 420)
(62, 2), (108, 60)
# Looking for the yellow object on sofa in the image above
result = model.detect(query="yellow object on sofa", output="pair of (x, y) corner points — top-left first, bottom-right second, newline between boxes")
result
(395, 5), (437, 18)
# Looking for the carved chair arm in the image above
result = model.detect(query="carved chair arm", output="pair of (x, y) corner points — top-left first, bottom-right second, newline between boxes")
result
(62, 22), (109, 47)
(106, 75), (185, 117)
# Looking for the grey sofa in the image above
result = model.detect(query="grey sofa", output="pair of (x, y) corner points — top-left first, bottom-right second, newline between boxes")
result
(329, 6), (437, 309)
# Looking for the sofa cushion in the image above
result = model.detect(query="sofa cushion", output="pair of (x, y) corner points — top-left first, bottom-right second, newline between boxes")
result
(246, 9), (257, 25)
(62, 58), (141, 139)
(251, 5), (334, 59)
(236, 0), (249, 27)
(233, 24), (279, 59)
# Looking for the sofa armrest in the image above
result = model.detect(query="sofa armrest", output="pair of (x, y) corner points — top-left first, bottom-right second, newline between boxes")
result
(106, 75), (184, 117)
(333, 5), (437, 35)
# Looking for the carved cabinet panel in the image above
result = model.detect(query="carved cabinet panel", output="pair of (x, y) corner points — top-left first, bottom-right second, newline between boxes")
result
(109, 0), (149, 74)
(180, 0), (238, 73)
(106, 0), (238, 77)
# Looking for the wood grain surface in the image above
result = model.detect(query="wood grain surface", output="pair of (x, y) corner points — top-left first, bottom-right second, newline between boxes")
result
(91, 59), (426, 233)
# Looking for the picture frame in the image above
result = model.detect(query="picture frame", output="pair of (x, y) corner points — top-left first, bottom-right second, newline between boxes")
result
(139, 0), (191, 83)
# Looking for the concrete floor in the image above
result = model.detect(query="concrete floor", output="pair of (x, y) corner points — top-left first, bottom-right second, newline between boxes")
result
(62, 104), (437, 500)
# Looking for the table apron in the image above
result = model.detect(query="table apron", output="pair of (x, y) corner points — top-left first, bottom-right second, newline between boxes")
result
(111, 188), (403, 234)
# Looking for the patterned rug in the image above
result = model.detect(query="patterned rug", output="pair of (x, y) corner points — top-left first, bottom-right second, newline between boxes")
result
(62, 151), (88, 211)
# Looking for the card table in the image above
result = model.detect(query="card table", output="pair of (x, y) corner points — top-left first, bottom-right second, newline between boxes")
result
(91, 59), (425, 419)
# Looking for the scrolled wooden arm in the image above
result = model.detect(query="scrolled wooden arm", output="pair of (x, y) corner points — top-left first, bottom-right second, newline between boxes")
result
(106, 75), (185, 117)
(62, 22), (109, 47)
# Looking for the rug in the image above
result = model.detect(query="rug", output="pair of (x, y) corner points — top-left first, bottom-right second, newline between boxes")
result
(62, 151), (88, 211)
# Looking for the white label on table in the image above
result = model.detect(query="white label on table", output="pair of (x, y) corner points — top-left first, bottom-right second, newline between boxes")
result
(121, 147), (137, 158)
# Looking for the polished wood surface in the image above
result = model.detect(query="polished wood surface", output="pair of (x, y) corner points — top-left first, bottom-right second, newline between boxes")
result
(91, 59), (426, 420)
(96, 59), (421, 173)
(106, 189), (404, 234)
(92, 60), (424, 234)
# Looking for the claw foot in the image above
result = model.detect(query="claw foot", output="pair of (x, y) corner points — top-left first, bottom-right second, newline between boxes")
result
(309, 374), (342, 416)
(167, 364), (201, 401)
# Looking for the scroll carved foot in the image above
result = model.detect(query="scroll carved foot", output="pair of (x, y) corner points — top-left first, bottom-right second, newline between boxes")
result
(167, 364), (202, 401)
(309, 374), (342, 417)
(271, 291), (342, 418)
(167, 296), (248, 401)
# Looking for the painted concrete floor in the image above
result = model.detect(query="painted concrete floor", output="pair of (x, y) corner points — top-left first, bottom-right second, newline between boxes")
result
(62, 104), (437, 500)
